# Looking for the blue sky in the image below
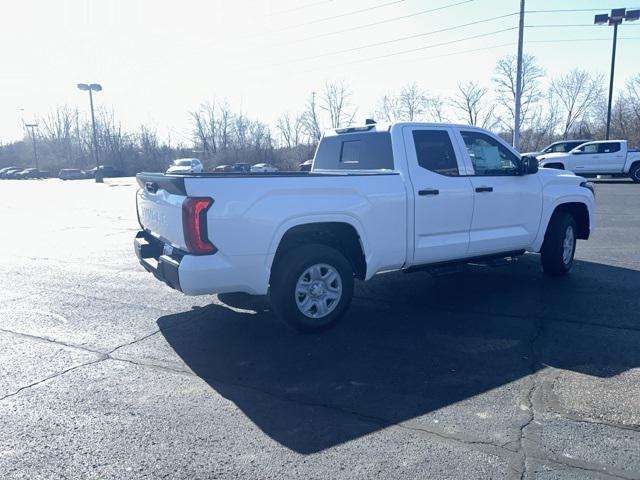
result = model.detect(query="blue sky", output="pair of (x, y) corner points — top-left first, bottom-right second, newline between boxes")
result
(2, 0), (639, 143)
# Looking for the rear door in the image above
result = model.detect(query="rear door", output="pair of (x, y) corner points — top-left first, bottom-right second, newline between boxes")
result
(454, 129), (543, 255)
(596, 141), (625, 172)
(403, 126), (474, 264)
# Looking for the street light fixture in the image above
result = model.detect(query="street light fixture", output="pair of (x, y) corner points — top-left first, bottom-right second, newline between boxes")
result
(594, 8), (640, 139)
(24, 123), (39, 170)
(77, 82), (103, 182)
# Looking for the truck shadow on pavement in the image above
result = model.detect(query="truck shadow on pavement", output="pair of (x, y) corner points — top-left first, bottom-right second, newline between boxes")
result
(158, 255), (640, 454)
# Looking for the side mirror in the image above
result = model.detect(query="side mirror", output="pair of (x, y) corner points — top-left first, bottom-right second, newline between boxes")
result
(520, 155), (539, 175)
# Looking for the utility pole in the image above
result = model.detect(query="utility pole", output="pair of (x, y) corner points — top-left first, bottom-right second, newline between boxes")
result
(513, 0), (525, 151)
(595, 8), (640, 139)
(25, 123), (39, 169)
(606, 21), (618, 140)
(77, 83), (103, 182)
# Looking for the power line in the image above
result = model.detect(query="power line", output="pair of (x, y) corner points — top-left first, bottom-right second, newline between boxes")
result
(274, 13), (518, 66)
(295, 36), (640, 76)
(526, 23), (640, 28)
(264, 0), (406, 35)
(525, 8), (627, 14)
(282, 0), (474, 44)
(313, 27), (518, 68)
(528, 37), (640, 43)
(266, 0), (334, 17)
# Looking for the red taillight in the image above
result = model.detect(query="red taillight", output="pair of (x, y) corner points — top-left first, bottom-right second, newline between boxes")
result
(182, 197), (215, 254)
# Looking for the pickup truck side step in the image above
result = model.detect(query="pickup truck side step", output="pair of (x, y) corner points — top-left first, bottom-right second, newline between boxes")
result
(403, 250), (525, 276)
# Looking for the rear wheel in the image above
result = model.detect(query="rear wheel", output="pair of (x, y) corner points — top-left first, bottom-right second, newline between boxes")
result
(541, 212), (577, 276)
(630, 163), (640, 183)
(270, 244), (354, 332)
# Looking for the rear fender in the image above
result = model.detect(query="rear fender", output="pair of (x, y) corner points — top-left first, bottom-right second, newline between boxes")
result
(266, 214), (370, 276)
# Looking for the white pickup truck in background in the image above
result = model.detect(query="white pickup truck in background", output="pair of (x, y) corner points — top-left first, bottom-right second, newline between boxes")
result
(538, 140), (640, 182)
(135, 122), (595, 332)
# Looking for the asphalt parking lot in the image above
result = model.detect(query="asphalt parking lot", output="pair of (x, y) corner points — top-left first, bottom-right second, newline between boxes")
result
(1, 177), (639, 480)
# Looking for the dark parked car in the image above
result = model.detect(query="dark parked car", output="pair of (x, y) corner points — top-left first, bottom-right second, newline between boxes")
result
(231, 162), (251, 172)
(214, 164), (234, 172)
(2, 168), (24, 179)
(299, 159), (313, 171)
(15, 168), (46, 179)
(58, 169), (86, 180)
(0, 167), (21, 178)
(85, 165), (124, 178)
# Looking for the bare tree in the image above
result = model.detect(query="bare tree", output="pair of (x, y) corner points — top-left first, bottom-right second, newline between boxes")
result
(493, 53), (545, 136)
(550, 69), (603, 138)
(276, 112), (305, 148)
(375, 94), (402, 122)
(301, 92), (323, 142)
(450, 81), (498, 129)
(425, 95), (448, 123)
(320, 81), (356, 129)
(398, 83), (428, 121)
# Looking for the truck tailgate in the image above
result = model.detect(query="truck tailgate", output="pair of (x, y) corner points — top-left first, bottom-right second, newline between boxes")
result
(136, 174), (189, 250)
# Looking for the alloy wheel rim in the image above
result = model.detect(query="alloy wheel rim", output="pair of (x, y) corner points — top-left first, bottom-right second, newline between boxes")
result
(562, 225), (575, 265)
(295, 263), (342, 319)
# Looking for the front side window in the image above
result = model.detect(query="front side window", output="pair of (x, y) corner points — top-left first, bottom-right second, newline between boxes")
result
(461, 131), (520, 176)
(412, 130), (459, 176)
(574, 143), (598, 154)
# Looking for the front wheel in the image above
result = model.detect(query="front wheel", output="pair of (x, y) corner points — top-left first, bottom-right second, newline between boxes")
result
(541, 212), (577, 276)
(629, 163), (640, 183)
(269, 244), (354, 332)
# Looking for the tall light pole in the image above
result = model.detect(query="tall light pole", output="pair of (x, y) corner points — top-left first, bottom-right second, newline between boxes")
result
(513, 0), (525, 151)
(595, 8), (640, 139)
(24, 123), (39, 169)
(77, 83), (103, 182)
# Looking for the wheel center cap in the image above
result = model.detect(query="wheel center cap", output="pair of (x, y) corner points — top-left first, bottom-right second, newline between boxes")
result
(310, 281), (326, 297)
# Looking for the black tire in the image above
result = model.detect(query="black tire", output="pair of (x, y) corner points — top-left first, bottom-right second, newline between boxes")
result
(269, 244), (354, 332)
(630, 163), (640, 183)
(541, 212), (577, 276)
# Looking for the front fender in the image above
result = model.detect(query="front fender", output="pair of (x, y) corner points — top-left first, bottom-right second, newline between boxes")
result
(531, 190), (595, 252)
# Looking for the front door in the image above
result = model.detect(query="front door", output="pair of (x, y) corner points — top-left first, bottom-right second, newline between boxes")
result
(403, 126), (474, 265)
(454, 129), (543, 255)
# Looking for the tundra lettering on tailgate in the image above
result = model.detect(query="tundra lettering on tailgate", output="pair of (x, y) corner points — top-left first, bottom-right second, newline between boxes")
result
(139, 205), (167, 229)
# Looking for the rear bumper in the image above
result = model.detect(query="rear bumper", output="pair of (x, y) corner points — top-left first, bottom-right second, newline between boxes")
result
(134, 231), (182, 291)
(134, 230), (270, 296)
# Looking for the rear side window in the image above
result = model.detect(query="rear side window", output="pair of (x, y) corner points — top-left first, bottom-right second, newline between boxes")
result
(314, 132), (394, 170)
(412, 130), (459, 176)
(598, 142), (620, 153)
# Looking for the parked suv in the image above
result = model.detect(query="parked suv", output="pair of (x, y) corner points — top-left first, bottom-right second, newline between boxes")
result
(166, 158), (204, 174)
(522, 140), (589, 158)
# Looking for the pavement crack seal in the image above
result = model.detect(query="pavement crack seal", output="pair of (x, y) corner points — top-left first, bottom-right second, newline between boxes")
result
(509, 316), (544, 480)
(0, 327), (106, 356)
(0, 357), (108, 402)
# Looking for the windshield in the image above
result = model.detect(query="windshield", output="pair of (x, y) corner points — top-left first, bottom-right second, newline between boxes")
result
(174, 160), (193, 166)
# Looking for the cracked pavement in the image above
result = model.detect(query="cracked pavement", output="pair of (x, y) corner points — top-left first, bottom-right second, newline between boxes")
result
(1, 178), (639, 479)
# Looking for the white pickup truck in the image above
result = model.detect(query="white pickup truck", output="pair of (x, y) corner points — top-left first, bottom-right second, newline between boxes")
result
(538, 140), (640, 182)
(135, 122), (595, 331)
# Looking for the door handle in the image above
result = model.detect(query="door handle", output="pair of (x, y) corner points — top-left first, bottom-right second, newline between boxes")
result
(475, 186), (493, 193)
(418, 189), (439, 196)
